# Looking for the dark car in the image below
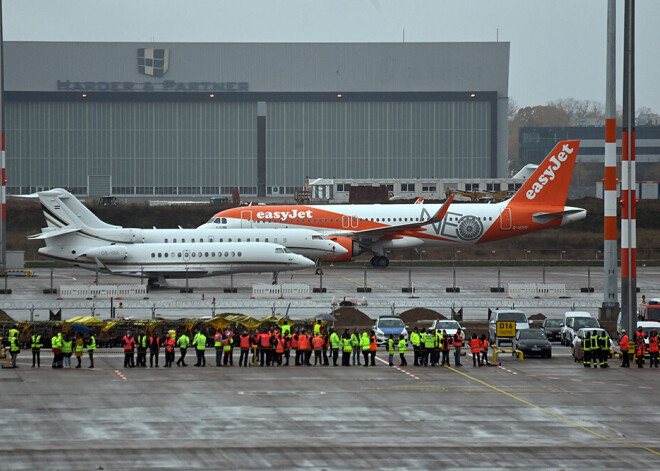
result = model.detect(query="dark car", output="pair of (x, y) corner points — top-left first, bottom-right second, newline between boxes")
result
(541, 318), (562, 342)
(512, 329), (552, 358)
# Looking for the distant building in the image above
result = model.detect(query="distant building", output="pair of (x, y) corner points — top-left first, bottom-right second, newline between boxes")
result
(4, 41), (510, 199)
(519, 126), (660, 166)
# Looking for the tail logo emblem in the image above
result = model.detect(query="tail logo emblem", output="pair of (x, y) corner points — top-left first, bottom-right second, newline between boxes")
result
(525, 143), (574, 200)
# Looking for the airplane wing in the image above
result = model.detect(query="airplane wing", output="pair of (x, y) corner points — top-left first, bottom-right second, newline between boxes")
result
(28, 226), (81, 240)
(339, 195), (453, 239)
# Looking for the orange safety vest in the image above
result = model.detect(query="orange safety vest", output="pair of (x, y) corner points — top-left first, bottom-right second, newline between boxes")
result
(481, 338), (488, 351)
(370, 335), (377, 351)
(312, 336), (324, 350)
(650, 336), (659, 353)
(469, 338), (481, 354)
(122, 336), (135, 352)
(637, 338), (645, 356)
(240, 335), (250, 349)
(260, 333), (271, 348)
(291, 335), (298, 349)
(453, 333), (463, 348)
(276, 338), (285, 354)
(298, 334), (310, 350)
(165, 337), (175, 352)
(620, 335), (629, 350)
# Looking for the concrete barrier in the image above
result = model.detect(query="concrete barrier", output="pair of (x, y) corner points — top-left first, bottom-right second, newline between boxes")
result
(508, 283), (566, 298)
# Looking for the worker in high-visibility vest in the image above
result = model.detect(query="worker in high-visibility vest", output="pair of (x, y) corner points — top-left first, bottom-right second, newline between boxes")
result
(193, 329), (207, 367)
(31, 331), (42, 368)
(86, 333), (96, 369)
(341, 331), (353, 367)
(397, 336), (408, 366)
(74, 334), (84, 368)
(329, 329), (340, 367)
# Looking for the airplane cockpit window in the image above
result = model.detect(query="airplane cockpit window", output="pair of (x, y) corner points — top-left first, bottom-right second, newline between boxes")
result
(275, 248), (285, 253)
(312, 235), (323, 240)
(222, 218), (227, 224)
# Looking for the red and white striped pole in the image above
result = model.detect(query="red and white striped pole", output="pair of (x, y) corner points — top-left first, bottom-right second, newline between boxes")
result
(601, 0), (618, 318)
(621, 0), (637, 335)
(0, 1), (5, 273)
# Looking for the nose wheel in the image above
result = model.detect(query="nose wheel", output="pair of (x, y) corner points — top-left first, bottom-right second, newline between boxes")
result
(370, 256), (390, 268)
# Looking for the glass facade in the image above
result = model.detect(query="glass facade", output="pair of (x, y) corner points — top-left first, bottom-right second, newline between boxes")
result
(5, 97), (492, 196)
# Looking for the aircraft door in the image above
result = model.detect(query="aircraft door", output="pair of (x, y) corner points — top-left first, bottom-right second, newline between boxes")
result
(183, 250), (190, 261)
(342, 216), (349, 229)
(500, 208), (512, 230)
(240, 210), (253, 228)
(351, 216), (358, 228)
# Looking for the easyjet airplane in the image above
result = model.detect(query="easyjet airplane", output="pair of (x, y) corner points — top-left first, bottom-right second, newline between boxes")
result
(206, 140), (586, 267)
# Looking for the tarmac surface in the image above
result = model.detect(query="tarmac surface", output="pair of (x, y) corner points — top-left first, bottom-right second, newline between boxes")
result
(2, 346), (660, 470)
(2, 264), (660, 469)
(2, 264), (660, 321)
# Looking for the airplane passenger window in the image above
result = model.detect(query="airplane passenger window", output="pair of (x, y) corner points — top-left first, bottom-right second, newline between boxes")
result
(256, 238), (260, 242)
(182, 239), (185, 243)
(211, 252), (215, 257)
(247, 238), (250, 242)
(192, 238), (195, 243)
(238, 252), (242, 256)
(238, 238), (241, 242)
(204, 252), (209, 257)
(158, 253), (162, 258)
(165, 239), (168, 243)
(228, 238), (232, 242)
(219, 238), (223, 242)
(224, 252), (229, 257)
(192, 253), (196, 257)
(231, 252), (235, 257)
(164, 253), (168, 258)
(198, 252), (202, 257)
(151, 253), (155, 258)
(173, 239), (177, 243)
(265, 238), (269, 242)
(177, 253), (182, 257)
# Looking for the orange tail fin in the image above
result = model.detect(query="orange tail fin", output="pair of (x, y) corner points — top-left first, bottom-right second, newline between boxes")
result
(510, 140), (580, 207)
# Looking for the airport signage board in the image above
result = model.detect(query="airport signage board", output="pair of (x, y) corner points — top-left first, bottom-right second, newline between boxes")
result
(56, 80), (249, 93)
(496, 321), (516, 338)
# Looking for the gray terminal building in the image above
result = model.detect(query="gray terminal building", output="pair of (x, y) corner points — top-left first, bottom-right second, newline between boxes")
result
(3, 41), (510, 198)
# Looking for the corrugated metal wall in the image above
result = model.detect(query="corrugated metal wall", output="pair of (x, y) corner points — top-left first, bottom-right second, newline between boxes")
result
(5, 99), (491, 196)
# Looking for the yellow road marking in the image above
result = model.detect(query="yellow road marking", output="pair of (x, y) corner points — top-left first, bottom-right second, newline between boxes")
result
(338, 275), (372, 289)
(446, 365), (660, 456)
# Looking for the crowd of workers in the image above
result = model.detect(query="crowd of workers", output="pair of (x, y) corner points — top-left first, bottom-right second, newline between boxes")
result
(3, 322), (657, 370)
(3, 322), (478, 370)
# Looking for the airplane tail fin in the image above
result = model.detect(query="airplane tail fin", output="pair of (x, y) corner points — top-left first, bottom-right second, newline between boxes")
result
(33, 188), (120, 230)
(509, 140), (580, 207)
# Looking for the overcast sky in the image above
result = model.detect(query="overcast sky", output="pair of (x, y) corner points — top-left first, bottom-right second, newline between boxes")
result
(3, 0), (659, 113)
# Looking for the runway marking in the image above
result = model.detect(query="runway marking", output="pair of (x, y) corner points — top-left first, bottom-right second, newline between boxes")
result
(496, 366), (517, 375)
(375, 355), (421, 380)
(112, 370), (127, 381)
(338, 274), (373, 290)
(445, 365), (660, 457)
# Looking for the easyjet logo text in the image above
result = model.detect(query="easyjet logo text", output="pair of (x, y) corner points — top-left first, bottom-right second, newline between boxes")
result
(525, 143), (574, 200)
(256, 209), (314, 221)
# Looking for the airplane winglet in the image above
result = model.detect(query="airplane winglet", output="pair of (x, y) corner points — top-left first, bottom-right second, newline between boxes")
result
(427, 195), (453, 224)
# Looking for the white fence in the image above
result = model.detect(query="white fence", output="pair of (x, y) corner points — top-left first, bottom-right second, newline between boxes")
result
(60, 284), (148, 298)
(252, 284), (311, 298)
(507, 283), (566, 298)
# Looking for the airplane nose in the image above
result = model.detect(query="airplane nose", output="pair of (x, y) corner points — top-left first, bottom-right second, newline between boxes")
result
(298, 255), (316, 268)
(331, 242), (349, 256)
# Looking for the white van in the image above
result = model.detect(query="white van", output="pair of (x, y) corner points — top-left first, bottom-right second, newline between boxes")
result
(560, 311), (595, 345)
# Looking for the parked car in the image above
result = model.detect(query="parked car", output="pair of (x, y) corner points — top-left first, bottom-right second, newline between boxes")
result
(430, 319), (465, 341)
(512, 329), (552, 358)
(560, 311), (592, 345)
(488, 310), (530, 345)
(571, 328), (618, 361)
(540, 318), (563, 342)
(373, 316), (408, 345)
(563, 316), (600, 346)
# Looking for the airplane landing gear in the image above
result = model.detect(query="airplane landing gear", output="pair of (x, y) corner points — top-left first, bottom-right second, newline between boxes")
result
(272, 271), (279, 285)
(370, 256), (390, 268)
(147, 275), (169, 289)
(314, 260), (324, 275)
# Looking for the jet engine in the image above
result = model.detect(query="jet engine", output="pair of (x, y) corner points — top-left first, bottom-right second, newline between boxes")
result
(325, 236), (363, 262)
